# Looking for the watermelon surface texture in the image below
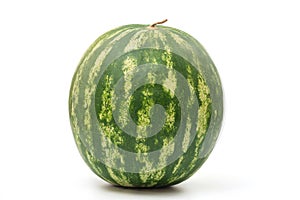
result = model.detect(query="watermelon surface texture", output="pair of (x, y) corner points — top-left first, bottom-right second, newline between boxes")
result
(69, 20), (223, 188)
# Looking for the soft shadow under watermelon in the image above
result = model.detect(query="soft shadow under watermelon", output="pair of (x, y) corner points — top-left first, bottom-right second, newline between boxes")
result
(100, 183), (184, 196)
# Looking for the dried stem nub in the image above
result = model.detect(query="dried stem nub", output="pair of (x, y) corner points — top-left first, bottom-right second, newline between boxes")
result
(149, 19), (168, 28)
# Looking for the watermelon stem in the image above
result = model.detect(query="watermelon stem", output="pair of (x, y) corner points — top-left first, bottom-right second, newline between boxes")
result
(149, 19), (168, 28)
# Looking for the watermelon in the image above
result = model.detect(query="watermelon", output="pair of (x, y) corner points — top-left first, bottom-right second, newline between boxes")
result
(69, 20), (223, 188)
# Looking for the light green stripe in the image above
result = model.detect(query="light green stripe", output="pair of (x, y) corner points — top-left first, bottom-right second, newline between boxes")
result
(106, 168), (132, 187)
(171, 156), (184, 174)
(182, 116), (191, 153)
(162, 70), (176, 97)
(189, 73), (211, 167)
(124, 29), (149, 52)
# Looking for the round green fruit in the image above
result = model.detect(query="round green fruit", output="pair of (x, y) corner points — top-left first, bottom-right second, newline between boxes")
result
(69, 20), (223, 188)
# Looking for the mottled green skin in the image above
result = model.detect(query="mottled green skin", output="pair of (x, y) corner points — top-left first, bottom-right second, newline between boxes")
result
(69, 24), (223, 187)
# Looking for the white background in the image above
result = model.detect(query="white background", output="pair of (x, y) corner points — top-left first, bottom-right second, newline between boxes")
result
(1, 0), (300, 199)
